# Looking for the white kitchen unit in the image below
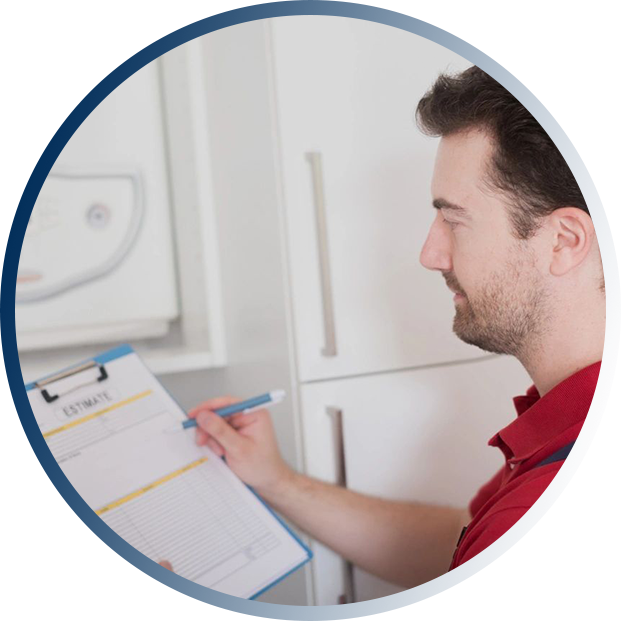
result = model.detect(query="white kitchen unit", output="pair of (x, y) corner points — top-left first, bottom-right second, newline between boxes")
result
(17, 41), (228, 382)
(16, 62), (179, 351)
(270, 16), (476, 382)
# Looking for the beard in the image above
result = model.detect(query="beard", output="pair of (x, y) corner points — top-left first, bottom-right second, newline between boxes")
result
(443, 259), (548, 358)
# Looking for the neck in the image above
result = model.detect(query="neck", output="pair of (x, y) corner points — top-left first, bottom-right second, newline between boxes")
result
(518, 292), (605, 396)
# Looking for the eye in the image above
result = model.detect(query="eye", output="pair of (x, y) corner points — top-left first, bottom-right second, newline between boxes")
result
(442, 216), (460, 230)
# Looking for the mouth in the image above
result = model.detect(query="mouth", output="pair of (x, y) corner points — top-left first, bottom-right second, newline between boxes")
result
(445, 283), (466, 302)
(442, 274), (466, 302)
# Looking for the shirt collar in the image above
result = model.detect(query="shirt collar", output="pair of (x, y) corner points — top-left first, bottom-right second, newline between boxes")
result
(489, 362), (601, 464)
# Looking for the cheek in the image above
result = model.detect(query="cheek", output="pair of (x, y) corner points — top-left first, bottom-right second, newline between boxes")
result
(451, 240), (500, 295)
(451, 244), (479, 283)
(454, 227), (509, 272)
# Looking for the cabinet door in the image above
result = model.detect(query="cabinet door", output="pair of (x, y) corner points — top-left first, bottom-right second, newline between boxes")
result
(271, 16), (474, 381)
(299, 355), (530, 603)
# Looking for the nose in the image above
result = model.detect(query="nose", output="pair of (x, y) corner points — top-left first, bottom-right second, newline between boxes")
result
(420, 213), (453, 272)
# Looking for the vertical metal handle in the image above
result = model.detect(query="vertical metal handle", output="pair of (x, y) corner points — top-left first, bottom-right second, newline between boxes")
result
(326, 406), (356, 604)
(306, 152), (338, 357)
(326, 406), (347, 486)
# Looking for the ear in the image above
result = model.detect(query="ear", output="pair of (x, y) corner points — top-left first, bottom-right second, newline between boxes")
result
(547, 208), (595, 277)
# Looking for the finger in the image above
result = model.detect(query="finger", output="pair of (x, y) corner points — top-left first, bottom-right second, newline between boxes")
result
(228, 412), (257, 428)
(228, 410), (264, 429)
(195, 427), (209, 446)
(188, 396), (241, 419)
(196, 411), (249, 456)
(159, 560), (173, 571)
(205, 437), (224, 457)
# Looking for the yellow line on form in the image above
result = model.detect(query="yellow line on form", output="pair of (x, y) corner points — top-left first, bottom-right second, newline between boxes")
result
(42, 390), (153, 440)
(96, 457), (209, 516)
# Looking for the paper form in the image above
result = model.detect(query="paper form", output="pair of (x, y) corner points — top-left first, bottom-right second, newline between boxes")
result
(28, 348), (310, 598)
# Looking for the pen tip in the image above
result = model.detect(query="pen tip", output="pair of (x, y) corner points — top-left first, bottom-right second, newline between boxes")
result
(270, 389), (286, 401)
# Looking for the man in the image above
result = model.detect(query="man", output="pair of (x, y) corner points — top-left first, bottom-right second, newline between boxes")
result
(163, 67), (605, 586)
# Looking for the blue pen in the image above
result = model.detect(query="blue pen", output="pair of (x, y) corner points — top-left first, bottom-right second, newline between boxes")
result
(175, 389), (286, 431)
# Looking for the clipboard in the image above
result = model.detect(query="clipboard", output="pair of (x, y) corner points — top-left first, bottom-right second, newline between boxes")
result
(34, 359), (108, 403)
(25, 344), (128, 396)
(26, 345), (311, 599)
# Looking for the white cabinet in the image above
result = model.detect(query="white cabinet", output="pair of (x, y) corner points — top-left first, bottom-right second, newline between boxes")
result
(298, 355), (530, 603)
(16, 62), (178, 351)
(270, 17), (475, 382)
(17, 42), (228, 383)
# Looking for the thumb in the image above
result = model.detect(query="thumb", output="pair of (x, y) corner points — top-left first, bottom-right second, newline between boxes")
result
(197, 411), (249, 457)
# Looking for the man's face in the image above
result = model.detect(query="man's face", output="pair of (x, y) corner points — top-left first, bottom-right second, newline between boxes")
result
(420, 130), (549, 356)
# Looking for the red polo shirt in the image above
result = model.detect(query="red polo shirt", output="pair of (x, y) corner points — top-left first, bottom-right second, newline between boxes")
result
(450, 361), (600, 569)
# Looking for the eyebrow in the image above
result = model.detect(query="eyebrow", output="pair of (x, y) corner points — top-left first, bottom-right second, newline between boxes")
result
(432, 198), (469, 215)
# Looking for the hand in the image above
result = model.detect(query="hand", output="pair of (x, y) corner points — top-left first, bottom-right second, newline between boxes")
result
(188, 397), (294, 496)
(159, 560), (174, 571)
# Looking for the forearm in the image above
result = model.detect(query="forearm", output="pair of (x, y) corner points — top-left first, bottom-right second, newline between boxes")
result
(259, 471), (468, 588)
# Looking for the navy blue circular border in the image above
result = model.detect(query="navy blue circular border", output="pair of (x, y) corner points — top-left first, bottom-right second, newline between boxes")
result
(7, 1), (619, 619)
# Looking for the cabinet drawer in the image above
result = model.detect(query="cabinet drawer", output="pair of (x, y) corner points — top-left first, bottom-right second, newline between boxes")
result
(299, 355), (530, 602)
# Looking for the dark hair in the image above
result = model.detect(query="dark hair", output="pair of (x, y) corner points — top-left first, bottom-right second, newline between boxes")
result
(416, 66), (588, 239)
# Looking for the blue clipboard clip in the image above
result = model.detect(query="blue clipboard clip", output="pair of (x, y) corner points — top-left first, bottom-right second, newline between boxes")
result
(35, 359), (109, 403)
